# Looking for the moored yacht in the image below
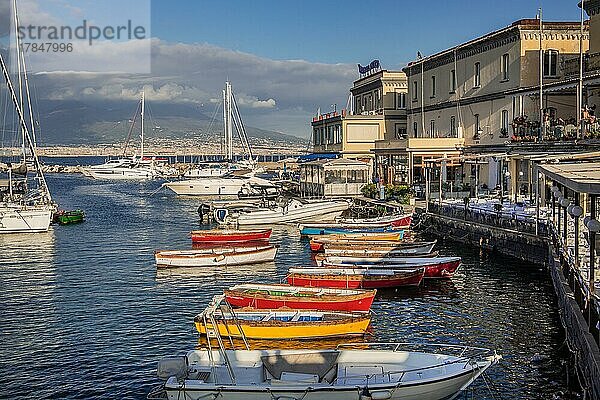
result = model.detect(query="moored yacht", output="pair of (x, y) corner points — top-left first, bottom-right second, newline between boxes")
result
(215, 197), (350, 225)
(84, 92), (165, 180)
(150, 343), (500, 400)
(0, 7), (54, 234)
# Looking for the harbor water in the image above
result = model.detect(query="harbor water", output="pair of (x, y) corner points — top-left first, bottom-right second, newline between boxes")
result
(0, 172), (573, 399)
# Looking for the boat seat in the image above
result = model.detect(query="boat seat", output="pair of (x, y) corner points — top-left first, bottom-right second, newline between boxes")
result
(337, 364), (386, 385)
(262, 351), (339, 381)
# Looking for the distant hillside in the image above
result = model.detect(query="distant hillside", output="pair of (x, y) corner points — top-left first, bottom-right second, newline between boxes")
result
(0, 99), (307, 147)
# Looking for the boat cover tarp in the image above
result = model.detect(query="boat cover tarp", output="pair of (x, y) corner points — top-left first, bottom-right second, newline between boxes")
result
(261, 351), (339, 380)
(297, 153), (340, 163)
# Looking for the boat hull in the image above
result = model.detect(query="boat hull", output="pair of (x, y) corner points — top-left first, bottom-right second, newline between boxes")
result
(317, 256), (461, 278)
(323, 241), (437, 256)
(161, 347), (498, 400)
(86, 167), (156, 180)
(155, 246), (277, 267)
(287, 268), (424, 289)
(195, 316), (370, 339)
(224, 287), (375, 312)
(230, 201), (350, 226)
(191, 229), (272, 243)
(0, 207), (52, 233)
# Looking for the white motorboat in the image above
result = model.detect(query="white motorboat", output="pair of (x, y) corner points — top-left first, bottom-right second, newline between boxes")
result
(0, 11), (54, 234)
(84, 92), (164, 180)
(216, 198), (350, 226)
(150, 343), (500, 400)
(164, 174), (275, 196)
(154, 244), (277, 268)
(85, 157), (157, 180)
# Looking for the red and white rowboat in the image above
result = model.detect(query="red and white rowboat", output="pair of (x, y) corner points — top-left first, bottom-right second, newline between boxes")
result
(191, 229), (272, 243)
(224, 283), (376, 312)
(320, 256), (462, 279)
(287, 267), (425, 289)
(155, 245), (277, 268)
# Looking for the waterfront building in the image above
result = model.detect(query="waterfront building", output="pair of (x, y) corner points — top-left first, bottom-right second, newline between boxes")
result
(400, 18), (594, 198)
(299, 158), (370, 197)
(311, 69), (408, 175)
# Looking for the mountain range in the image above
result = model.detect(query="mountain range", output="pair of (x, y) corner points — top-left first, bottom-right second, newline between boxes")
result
(0, 98), (309, 148)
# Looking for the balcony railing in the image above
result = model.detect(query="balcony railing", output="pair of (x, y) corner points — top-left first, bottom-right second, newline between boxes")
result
(563, 53), (600, 78)
(511, 115), (600, 143)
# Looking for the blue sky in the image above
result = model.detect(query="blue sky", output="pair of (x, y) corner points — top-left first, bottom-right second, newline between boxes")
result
(151, 0), (584, 68)
(0, 0), (587, 138)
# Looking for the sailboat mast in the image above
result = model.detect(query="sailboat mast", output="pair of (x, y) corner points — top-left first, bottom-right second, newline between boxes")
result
(12, 0), (25, 160)
(140, 91), (145, 160)
(222, 88), (227, 160)
(539, 8), (544, 139)
(0, 53), (51, 202)
(225, 82), (233, 161)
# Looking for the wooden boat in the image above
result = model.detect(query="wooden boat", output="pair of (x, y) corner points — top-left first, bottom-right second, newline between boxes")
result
(195, 307), (371, 339)
(154, 245), (277, 268)
(310, 238), (409, 251)
(338, 213), (413, 228)
(310, 231), (404, 242)
(300, 225), (402, 236)
(287, 267), (425, 289)
(323, 241), (437, 256)
(224, 283), (376, 312)
(299, 213), (412, 233)
(320, 256), (462, 279)
(53, 210), (85, 225)
(152, 344), (500, 400)
(314, 251), (439, 264)
(190, 229), (272, 243)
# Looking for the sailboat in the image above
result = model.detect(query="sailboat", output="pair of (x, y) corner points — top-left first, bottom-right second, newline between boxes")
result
(0, 1), (54, 233)
(165, 81), (275, 196)
(84, 92), (160, 180)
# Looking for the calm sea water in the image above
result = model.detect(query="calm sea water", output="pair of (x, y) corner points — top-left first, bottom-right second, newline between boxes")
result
(0, 171), (573, 399)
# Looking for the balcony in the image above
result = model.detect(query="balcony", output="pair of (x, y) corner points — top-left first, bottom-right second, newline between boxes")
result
(511, 114), (600, 142)
(563, 53), (600, 78)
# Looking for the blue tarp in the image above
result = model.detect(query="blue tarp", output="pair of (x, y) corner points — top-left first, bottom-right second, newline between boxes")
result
(297, 153), (340, 162)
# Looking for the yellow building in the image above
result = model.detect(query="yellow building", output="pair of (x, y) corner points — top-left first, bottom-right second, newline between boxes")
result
(399, 18), (590, 196)
(311, 69), (407, 166)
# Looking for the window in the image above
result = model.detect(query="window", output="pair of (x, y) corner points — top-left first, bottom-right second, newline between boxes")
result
(431, 76), (436, 97)
(313, 128), (319, 145)
(474, 114), (481, 139)
(474, 62), (481, 87)
(501, 110), (509, 137)
(430, 120), (435, 137)
(375, 89), (381, 110)
(413, 81), (418, 100)
(501, 54), (509, 81)
(450, 116), (456, 137)
(450, 69), (456, 93)
(396, 92), (406, 109)
(543, 50), (559, 77)
(395, 124), (407, 139)
(356, 97), (361, 114)
(413, 121), (418, 137)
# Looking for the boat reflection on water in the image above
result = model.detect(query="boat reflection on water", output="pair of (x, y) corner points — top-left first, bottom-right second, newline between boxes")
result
(374, 279), (460, 300)
(155, 261), (278, 284)
(0, 230), (56, 265)
(197, 334), (370, 351)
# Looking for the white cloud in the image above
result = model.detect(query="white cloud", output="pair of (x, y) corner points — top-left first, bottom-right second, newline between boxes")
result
(29, 39), (358, 136)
